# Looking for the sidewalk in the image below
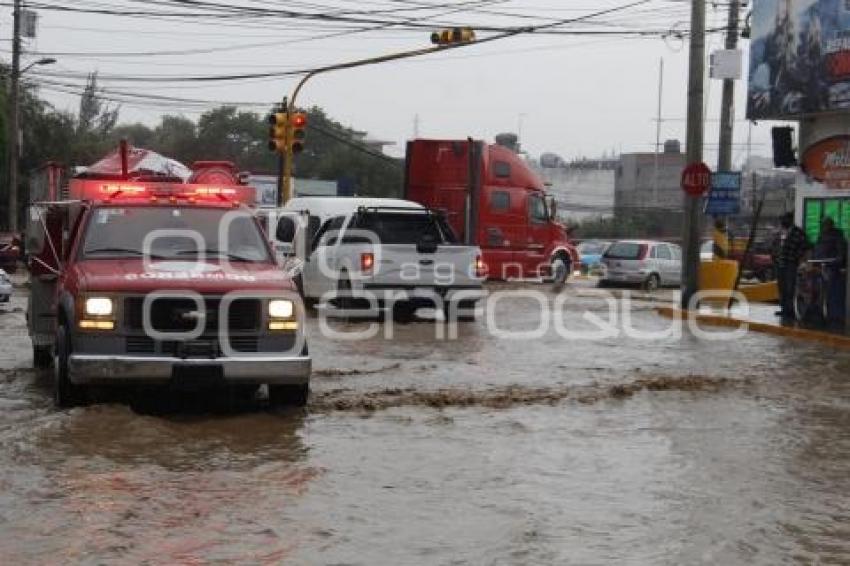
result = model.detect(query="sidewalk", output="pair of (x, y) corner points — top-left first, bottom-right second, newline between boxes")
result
(656, 302), (850, 349)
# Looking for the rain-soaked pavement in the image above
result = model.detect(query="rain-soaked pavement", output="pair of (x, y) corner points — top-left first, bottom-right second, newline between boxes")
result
(0, 281), (849, 564)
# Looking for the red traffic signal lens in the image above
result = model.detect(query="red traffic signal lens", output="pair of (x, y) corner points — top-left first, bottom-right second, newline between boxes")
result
(291, 113), (307, 128)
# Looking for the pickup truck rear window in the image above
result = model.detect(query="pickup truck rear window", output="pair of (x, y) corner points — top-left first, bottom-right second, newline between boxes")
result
(80, 206), (272, 262)
(352, 212), (456, 245)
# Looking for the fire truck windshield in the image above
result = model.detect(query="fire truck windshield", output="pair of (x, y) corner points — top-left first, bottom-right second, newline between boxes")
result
(80, 206), (271, 263)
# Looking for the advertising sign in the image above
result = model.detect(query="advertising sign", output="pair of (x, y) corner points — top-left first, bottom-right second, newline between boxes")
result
(747, 0), (850, 119)
(801, 135), (850, 188)
(705, 172), (742, 215)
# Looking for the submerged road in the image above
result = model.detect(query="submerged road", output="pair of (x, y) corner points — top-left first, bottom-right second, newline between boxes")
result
(0, 282), (848, 564)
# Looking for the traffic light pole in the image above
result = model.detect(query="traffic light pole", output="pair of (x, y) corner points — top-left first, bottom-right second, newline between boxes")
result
(279, 43), (464, 203)
(275, 97), (288, 207)
(681, 0), (706, 309)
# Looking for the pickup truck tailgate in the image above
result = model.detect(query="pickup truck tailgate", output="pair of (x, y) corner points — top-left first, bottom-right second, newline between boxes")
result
(358, 243), (481, 289)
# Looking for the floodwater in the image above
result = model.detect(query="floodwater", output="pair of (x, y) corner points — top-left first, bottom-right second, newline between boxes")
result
(0, 282), (848, 564)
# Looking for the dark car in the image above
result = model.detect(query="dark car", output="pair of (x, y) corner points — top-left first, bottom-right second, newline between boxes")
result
(0, 233), (21, 274)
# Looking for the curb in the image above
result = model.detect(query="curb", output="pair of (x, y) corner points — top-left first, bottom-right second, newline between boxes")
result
(655, 306), (850, 349)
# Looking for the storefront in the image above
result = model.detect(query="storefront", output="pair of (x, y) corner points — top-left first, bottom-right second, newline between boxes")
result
(796, 119), (850, 245)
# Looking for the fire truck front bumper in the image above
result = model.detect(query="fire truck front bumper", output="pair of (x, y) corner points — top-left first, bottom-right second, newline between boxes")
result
(68, 354), (311, 386)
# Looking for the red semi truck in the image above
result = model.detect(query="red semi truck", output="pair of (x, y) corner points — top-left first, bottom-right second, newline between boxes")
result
(26, 146), (311, 407)
(404, 139), (577, 282)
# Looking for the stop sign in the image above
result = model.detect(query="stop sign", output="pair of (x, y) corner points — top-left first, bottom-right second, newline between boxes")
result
(681, 162), (711, 197)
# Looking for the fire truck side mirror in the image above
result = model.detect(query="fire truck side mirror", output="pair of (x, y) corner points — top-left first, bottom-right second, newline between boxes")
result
(276, 216), (297, 243)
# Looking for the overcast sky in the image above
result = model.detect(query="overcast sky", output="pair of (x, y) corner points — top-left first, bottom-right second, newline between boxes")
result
(3, 0), (778, 164)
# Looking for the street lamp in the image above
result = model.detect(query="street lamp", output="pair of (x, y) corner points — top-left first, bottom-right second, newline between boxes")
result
(21, 57), (57, 75)
(6, 56), (56, 232)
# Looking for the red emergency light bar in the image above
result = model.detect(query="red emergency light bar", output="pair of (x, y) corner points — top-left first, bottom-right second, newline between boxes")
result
(67, 179), (256, 206)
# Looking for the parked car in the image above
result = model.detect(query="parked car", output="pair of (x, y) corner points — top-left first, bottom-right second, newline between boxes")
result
(0, 233), (21, 274)
(577, 240), (611, 274)
(599, 240), (682, 290)
(0, 269), (12, 303)
(274, 197), (484, 319)
(700, 239), (775, 281)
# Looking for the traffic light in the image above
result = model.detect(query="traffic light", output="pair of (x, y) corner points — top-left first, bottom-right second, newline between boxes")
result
(430, 27), (476, 45)
(290, 112), (307, 154)
(268, 111), (288, 153)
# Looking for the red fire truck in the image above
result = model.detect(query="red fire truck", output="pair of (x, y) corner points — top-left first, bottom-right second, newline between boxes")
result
(26, 145), (311, 407)
(404, 139), (577, 281)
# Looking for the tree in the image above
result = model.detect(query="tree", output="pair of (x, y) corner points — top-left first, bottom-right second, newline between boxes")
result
(73, 73), (120, 164)
(110, 123), (155, 149)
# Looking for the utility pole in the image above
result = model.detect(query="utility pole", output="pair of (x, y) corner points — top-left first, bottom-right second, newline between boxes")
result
(6, 0), (21, 232)
(717, 0), (740, 172)
(681, 0), (706, 309)
(653, 57), (664, 206)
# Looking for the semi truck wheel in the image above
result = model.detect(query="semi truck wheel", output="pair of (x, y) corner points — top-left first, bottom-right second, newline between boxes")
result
(549, 255), (571, 286)
(269, 383), (309, 408)
(54, 324), (84, 408)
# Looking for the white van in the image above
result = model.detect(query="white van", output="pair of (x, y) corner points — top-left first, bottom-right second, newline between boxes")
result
(272, 197), (484, 318)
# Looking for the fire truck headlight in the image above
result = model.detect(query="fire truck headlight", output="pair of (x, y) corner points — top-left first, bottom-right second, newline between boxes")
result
(268, 299), (298, 331)
(84, 297), (114, 317)
(268, 299), (294, 319)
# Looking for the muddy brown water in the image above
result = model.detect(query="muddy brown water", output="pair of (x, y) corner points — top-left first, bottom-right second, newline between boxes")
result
(0, 284), (848, 564)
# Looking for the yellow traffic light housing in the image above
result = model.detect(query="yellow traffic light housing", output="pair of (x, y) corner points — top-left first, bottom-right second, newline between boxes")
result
(290, 112), (307, 154)
(268, 111), (288, 153)
(430, 27), (476, 46)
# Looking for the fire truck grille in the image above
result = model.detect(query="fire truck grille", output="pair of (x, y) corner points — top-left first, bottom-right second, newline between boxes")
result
(124, 297), (261, 333)
(124, 336), (259, 355)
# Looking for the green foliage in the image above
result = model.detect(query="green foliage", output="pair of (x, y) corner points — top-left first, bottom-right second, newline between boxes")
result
(11, 80), (402, 206)
(571, 211), (685, 240)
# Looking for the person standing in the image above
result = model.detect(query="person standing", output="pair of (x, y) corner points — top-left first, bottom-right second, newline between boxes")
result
(772, 212), (809, 318)
(812, 217), (847, 324)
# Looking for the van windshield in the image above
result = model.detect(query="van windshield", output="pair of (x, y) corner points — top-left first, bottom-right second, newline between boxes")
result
(352, 212), (457, 244)
(81, 206), (271, 262)
(604, 242), (646, 260)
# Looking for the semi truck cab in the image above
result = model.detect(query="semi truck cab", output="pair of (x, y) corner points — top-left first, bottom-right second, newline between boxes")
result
(404, 139), (577, 282)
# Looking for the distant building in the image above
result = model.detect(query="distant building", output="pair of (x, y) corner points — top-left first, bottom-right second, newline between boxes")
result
(740, 156), (795, 218)
(249, 175), (339, 207)
(527, 154), (616, 221)
(614, 140), (687, 214)
(612, 140), (687, 237)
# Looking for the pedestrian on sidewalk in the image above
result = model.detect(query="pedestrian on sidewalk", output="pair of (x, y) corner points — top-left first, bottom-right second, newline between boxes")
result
(812, 217), (847, 324)
(772, 212), (808, 319)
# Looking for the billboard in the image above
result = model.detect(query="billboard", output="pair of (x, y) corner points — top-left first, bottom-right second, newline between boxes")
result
(747, 0), (850, 119)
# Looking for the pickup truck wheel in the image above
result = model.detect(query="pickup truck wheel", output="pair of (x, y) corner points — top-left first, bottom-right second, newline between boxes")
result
(268, 383), (309, 408)
(54, 324), (83, 408)
(33, 345), (53, 369)
(643, 273), (661, 292)
(335, 272), (352, 310)
(443, 300), (478, 322)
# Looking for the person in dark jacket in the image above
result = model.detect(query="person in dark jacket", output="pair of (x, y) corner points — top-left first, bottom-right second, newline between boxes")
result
(772, 212), (809, 318)
(813, 217), (847, 324)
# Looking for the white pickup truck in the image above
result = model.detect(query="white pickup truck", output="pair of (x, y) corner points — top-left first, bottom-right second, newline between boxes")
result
(273, 197), (484, 319)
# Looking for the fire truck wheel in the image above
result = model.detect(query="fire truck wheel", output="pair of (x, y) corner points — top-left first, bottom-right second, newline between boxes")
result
(54, 323), (84, 408)
(268, 383), (309, 408)
(33, 345), (53, 369)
